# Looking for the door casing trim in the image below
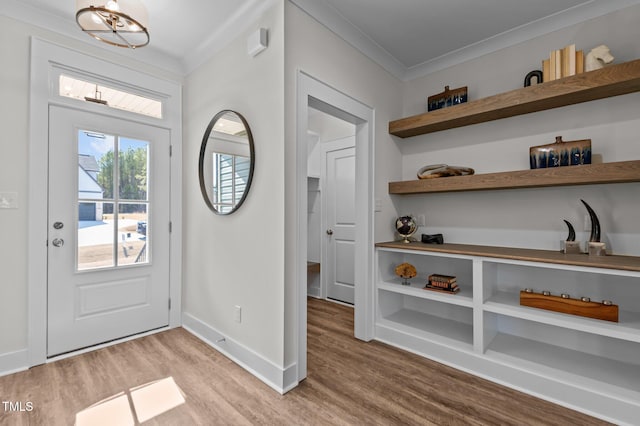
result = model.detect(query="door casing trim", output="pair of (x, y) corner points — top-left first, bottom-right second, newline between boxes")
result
(295, 70), (375, 382)
(28, 38), (183, 366)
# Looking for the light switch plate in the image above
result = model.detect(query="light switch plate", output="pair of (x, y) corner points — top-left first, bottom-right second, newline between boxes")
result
(0, 192), (18, 209)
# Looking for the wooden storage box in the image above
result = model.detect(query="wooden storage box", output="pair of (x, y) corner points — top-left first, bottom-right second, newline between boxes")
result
(520, 290), (618, 322)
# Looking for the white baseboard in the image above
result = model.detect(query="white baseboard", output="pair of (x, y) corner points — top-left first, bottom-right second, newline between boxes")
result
(182, 313), (298, 394)
(0, 349), (29, 378)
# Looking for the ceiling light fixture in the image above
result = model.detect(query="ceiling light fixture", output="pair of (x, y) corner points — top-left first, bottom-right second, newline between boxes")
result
(76, 0), (149, 49)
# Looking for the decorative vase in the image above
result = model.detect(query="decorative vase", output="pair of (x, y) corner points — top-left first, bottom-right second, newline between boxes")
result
(529, 136), (591, 169)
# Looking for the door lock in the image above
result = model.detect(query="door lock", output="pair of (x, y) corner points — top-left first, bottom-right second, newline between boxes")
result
(53, 222), (64, 230)
(326, 229), (334, 236)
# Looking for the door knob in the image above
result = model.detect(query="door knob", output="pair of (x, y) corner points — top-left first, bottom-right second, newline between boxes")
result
(52, 238), (64, 247)
(326, 229), (333, 236)
(53, 222), (64, 230)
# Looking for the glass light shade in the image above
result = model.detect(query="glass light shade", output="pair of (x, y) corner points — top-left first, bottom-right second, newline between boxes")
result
(76, 0), (149, 48)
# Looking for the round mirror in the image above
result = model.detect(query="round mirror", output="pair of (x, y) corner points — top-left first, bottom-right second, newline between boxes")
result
(199, 110), (255, 215)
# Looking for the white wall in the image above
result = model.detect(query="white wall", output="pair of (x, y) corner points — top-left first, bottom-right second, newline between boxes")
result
(398, 5), (640, 256)
(284, 1), (404, 366)
(182, 0), (286, 372)
(0, 15), (181, 366)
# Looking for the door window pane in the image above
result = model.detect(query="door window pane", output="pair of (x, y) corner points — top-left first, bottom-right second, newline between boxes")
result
(79, 131), (115, 199)
(117, 204), (148, 266)
(78, 202), (115, 270)
(119, 138), (149, 201)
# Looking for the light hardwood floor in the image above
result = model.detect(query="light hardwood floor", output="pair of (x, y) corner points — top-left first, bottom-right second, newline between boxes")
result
(1, 298), (609, 425)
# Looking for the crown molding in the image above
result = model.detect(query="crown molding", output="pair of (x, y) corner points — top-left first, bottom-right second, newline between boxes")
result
(288, 0), (406, 80)
(291, 0), (640, 82)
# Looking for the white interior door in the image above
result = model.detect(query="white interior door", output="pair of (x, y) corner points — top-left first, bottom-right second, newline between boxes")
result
(324, 139), (356, 304)
(47, 105), (171, 357)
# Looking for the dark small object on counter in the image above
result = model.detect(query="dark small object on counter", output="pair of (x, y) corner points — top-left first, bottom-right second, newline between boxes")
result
(427, 85), (467, 111)
(524, 70), (543, 86)
(422, 234), (444, 244)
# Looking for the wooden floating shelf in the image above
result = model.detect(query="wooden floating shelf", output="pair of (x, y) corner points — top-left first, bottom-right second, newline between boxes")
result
(389, 59), (640, 138)
(375, 241), (640, 272)
(388, 160), (640, 194)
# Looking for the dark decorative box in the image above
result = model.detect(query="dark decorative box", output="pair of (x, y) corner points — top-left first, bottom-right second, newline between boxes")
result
(427, 85), (468, 112)
(529, 136), (591, 169)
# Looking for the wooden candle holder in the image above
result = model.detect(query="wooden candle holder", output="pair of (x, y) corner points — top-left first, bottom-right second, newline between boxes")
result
(520, 290), (618, 322)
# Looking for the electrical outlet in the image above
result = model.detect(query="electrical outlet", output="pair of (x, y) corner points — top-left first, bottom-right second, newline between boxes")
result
(234, 305), (242, 323)
(0, 192), (18, 209)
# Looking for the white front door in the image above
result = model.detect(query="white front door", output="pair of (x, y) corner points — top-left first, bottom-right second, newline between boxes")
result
(47, 105), (171, 357)
(324, 139), (356, 304)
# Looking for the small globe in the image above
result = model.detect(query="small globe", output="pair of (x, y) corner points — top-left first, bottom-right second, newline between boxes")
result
(395, 216), (417, 243)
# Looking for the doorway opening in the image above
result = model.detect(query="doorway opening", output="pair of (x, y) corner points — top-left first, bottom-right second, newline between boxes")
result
(296, 71), (375, 382)
(306, 107), (356, 304)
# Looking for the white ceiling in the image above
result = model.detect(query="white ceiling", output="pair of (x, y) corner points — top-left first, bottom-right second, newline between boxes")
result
(2, 0), (638, 79)
(321, 0), (592, 69)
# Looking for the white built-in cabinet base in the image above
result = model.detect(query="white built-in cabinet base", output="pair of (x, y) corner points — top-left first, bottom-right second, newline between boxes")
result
(375, 244), (640, 425)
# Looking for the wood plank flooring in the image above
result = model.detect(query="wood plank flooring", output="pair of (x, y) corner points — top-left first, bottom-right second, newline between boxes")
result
(1, 298), (609, 425)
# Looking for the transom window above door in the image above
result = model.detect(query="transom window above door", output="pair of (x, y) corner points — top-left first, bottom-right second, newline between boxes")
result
(59, 74), (163, 119)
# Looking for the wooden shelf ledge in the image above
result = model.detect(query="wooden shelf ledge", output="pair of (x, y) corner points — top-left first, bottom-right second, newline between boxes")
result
(375, 241), (640, 272)
(389, 59), (640, 138)
(389, 160), (640, 194)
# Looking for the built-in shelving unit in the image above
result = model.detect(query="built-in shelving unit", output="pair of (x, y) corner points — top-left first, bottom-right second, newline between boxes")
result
(380, 58), (640, 423)
(388, 160), (640, 194)
(374, 242), (640, 423)
(389, 58), (640, 138)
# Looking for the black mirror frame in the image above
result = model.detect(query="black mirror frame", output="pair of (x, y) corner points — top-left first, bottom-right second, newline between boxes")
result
(198, 110), (255, 215)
